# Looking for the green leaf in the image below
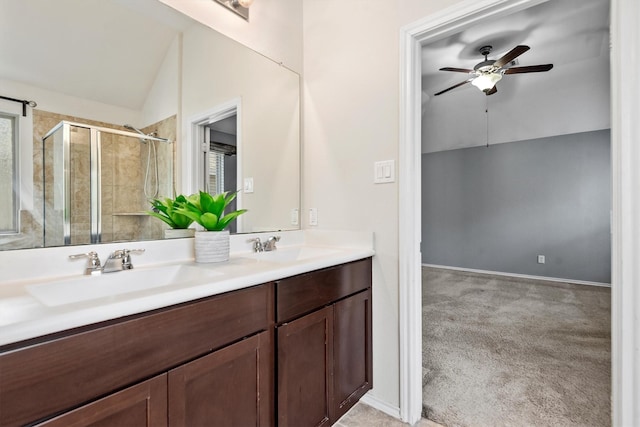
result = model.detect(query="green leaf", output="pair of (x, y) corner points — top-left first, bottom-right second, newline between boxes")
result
(217, 209), (247, 230)
(198, 191), (214, 214)
(174, 207), (205, 228)
(168, 211), (193, 229)
(146, 195), (194, 229)
(200, 212), (219, 230)
(223, 191), (239, 209)
(146, 210), (178, 228)
(168, 191), (247, 231)
(209, 193), (226, 217)
(186, 193), (202, 211)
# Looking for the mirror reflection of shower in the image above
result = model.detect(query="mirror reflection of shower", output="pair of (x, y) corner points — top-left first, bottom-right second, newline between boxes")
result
(123, 124), (167, 199)
(42, 120), (174, 247)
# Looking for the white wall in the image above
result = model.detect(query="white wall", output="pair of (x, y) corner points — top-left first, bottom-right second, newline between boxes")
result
(180, 24), (300, 233)
(141, 35), (181, 128)
(422, 54), (610, 153)
(159, 0), (303, 73)
(302, 0), (467, 411)
(0, 78), (142, 127)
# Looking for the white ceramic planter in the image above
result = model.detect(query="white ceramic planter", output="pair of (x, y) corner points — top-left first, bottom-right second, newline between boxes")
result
(194, 230), (230, 263)
(164, 228), (195, 239)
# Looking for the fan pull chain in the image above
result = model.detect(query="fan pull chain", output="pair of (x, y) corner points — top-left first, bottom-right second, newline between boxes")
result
(485, 96), (489, 148)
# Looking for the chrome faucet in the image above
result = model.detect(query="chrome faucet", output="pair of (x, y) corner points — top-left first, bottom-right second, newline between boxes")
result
(249, 237), (264, 252)
(263, 236), (280, 251)
(69, 251), (103, 276)
(69, 249), (145, 275)
(103, 249), (145, 273)
(248, 236), (281, 252)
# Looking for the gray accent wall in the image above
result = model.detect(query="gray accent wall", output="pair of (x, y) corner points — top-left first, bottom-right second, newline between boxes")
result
(421, 130), (611, 283)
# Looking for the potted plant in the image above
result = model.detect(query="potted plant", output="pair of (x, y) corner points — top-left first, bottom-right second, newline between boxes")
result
(146, 195), (195, 239)
(176, 191), (247, 263)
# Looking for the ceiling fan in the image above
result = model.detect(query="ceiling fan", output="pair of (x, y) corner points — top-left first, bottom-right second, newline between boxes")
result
(434, 45), (553, 96)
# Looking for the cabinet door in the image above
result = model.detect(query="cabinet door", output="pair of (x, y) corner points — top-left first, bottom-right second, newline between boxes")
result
(277, 306), (333, 427)
(332, 289), (373, 421)
(36, 374), (167, 427)
(168, 331), (272, 427)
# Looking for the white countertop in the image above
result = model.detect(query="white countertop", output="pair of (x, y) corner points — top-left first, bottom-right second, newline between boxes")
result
(0, 230), (374, 348)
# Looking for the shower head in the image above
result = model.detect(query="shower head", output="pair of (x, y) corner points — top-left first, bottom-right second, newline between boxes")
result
(124, 124), (146, 136)
(123, 124), (170, 143)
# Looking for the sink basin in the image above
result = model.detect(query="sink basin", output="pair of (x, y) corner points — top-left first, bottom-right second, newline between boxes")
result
(239, 246), (342, 263)
(26, 265), (222, 307)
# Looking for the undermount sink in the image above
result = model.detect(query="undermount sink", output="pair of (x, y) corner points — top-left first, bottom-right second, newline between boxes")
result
(26, 265), (222, 307)
(239, 246), (342, 263)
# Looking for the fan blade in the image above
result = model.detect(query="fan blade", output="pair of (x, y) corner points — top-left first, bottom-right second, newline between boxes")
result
(494, 45), (530, 68)
(504, 64), (553, 74)
(434, 80), (471, 96)
(439, 67), (473, 73)
(485, 86), (498, 96)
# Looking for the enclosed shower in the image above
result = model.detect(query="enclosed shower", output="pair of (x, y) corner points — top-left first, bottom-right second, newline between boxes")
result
(42, 121), (173, 247)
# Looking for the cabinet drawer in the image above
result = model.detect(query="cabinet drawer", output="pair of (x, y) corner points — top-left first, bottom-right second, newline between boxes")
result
(276, 258), (372, 323)
(0, 284), (271, 427)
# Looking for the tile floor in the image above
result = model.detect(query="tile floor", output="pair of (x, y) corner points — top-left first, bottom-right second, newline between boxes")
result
(338, 403), (443, 427)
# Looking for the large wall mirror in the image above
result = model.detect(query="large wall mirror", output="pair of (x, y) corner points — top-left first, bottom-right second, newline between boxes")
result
(0, 0), (300, 251)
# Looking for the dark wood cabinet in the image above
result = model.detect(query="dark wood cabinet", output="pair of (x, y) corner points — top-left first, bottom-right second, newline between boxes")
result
(168, 331), (272, 427)
(277, 306), (334, 427)
(0, 258), (371, 427)
(332, 289), (372, 421)
(0, 284), (271, 427)
(276, 258), (373, 426)
(36, 375), (168, 427)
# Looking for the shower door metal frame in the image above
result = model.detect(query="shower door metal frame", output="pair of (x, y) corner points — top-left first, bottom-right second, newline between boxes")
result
(90, 127), (101, 243)
(43, 121), (170, 246)
(62, 123), (71, 245)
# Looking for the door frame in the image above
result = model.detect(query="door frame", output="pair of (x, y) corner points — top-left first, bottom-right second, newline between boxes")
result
(184, 98), (244, 231)
(398, 0), (640, 424)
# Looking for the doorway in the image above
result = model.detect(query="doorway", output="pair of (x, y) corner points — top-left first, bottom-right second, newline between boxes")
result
(186, 99), (244, 233)
(205, 114), (239, 233)
(398, 0), (638, 425)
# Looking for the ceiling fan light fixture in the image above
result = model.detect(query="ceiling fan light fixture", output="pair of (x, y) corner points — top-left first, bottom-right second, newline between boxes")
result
(471, 72), (502, 92)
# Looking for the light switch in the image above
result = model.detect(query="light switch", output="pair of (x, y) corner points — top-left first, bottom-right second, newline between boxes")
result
(291, 208), (299, 226)
(374, 160), (395, 184)
(243, 177), (254, 193)
(309, 208), (318, 226)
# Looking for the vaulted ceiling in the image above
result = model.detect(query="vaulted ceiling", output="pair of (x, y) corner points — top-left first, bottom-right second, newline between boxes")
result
(0, 0), (193, 110)
(421, 0), (610, 153)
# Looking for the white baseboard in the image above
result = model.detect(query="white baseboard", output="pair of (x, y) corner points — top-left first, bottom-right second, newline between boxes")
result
(360, 392), (401, 420)
(423, 264), (611, 288)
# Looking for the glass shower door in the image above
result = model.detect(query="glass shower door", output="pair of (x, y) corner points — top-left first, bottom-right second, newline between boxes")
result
(43, 122), (92, 246)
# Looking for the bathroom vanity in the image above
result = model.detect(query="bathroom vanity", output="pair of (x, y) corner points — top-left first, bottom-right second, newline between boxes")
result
(0, 250), (372, 427)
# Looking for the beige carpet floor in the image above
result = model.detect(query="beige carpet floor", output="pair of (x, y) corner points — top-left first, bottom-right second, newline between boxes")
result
(422, 266), (611, 427)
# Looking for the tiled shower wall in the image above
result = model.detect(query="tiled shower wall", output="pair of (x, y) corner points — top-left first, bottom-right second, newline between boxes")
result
(1, 110), (176, 250)
(101, 117), (176, 243)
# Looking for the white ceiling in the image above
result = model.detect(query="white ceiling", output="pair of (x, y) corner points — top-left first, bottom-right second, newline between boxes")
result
(0, 0), (194, 110)
(422, 0), (609, 95)
(421, 0), (610, 153)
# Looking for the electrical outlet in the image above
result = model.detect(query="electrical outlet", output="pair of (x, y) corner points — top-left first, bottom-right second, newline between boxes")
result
(291, 208), (299, 226)
(537, 255), (545, 264)
(309, 208), (318, 226)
